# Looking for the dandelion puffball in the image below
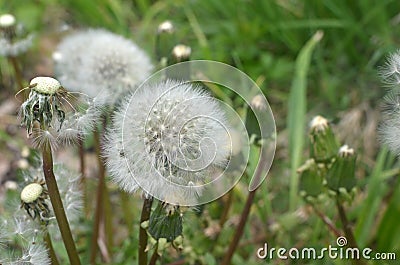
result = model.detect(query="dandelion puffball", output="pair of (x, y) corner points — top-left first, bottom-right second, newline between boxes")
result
(54, 29), (153, 105)
(105, 80), (230, 205)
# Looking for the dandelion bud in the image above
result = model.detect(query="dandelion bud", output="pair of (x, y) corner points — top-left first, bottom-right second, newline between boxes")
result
(309, 115), (339, 162)
(172, 44), (191, 62)
(326, 145), (356, 193)
(297, 159), (323, 198)
(157, 20), (174, 34)
(156, 20), (176, 62)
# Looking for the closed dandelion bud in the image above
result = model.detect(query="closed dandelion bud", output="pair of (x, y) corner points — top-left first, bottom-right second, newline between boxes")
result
(326, 145), (356, 192)
(168, 44), (192, 80)
(297, 159), (323, 198)
(309, 115), (339, 163)
(156, 20), (176, 62)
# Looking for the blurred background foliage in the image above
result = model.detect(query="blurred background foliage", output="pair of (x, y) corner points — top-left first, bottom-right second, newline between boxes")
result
(1, 0), (400, 264)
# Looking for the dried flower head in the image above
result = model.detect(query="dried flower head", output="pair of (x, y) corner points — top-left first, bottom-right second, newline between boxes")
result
(20, 180), (51, 224)
(19, 76), (101, 148)
(105, 80), (229, 205)
(54, 28), (153, 105)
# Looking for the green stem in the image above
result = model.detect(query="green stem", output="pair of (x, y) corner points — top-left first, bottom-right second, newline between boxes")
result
(139, 196), (153, 265)
(90, 128), (108, 264)
(336, 200), (367, 265)
(8, 56), (24, 93)
(43, 230), (60, 265)
(120, 191), (134, 235)
(41, 141), (81, 265)
(220, 189), (256, 265)
(221, 147), (269, 265)
(311, 203), (341, 238)
(77, 137), (88, 217)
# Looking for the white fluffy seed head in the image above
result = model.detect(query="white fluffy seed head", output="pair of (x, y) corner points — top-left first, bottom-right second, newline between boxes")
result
(105, 80), (229, 205)
(0, 14), (16, 28)
(30, 76), (61, 95)
(379, 50), (400, 88)
(20, 183), (43, 203)
(54, 29), (153, 105)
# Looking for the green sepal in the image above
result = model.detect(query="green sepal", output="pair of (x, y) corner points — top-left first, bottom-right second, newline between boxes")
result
(148, 201), (183, 242)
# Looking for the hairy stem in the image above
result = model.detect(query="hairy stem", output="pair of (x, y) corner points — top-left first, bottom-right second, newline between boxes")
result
(43, 230), (60, 265)
(139, 196), (153, 265)
(42, 142), (81, 265)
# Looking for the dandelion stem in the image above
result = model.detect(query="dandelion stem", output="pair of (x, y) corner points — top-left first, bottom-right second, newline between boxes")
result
(77, 136), (88, 217)
(336, 199), (367, 265)
(139, 196), (153, 265)
(221, 147), (269, 265)
(90, 128), (110, 264)
(41, 141), (81, 265)
(149, 248), (160, 265)
(220, 189), (256, 265)
(7, 56), (24, 93)
(310, 203), (341, 237)
(43, 230), (60, 265)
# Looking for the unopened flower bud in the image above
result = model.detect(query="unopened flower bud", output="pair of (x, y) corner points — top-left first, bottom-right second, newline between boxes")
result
(172, 44), (191, 62)
(297, 159), (323, 198)
(309, 115), (339, 162)
(326, 145), (356, 192)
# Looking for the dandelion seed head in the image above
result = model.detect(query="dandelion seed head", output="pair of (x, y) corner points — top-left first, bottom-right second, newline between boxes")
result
(30, 77), (61, 95)
(105, 80), (230, 205)
(379, 50), (400, 88)
(26, 244), (51, 265)
(54, 29), (153, 105)
(0, 33), (33, 57)
(20, 183), (43, 203)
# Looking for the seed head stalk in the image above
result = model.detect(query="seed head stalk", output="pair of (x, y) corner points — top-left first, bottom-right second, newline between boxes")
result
(39, 127), (81, 265)
(43, 230), (60, 265)
(139, 196), (153, 265)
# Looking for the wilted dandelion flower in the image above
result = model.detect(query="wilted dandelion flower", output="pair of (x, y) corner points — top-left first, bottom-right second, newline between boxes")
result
(19, 76), (101, 148)
(54, 28), (153, 105)
(105, 79), (230, 205)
